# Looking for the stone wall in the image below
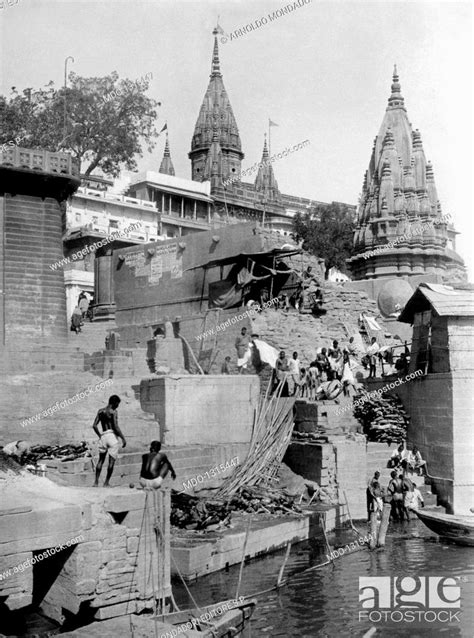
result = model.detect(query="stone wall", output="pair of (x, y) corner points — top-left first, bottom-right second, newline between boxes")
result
(139, 375), (259, 446)
(366, 371), (474, 515)
(283, 438), (383, 521)
(250, 283), (382, 367)
(0, 478), (170, 625)
(0, 150), (80, 369)
(0, 371), (158, 450)
(114, 222), (272, 342)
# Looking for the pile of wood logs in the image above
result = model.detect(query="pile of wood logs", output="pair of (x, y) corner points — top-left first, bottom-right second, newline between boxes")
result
(170, 485), (303, 530)
(171, 491), (231, 530)
(353, 393), (409, 442)
(22, 442), (90, 464)
(292, 431), (329, 443)
(227, 485), (302, 515)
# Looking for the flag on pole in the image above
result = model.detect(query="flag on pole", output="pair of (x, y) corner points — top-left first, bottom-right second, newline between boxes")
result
(215, 23), (225, 35)
(158, 123), (167, 136)
(269, 119), (279, 127)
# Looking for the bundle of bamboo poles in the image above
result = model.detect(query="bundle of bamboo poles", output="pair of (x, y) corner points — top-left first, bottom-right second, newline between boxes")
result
(216, 378), (296, 498)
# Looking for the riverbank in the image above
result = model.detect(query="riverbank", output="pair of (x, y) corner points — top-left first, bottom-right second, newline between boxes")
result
(174, 518), (474, 637)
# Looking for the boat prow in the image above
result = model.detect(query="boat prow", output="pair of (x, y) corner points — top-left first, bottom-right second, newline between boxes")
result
(415, 509), (474, 546)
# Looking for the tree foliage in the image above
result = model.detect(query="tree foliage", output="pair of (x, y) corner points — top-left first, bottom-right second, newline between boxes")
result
(293, 203), (356, 275)
(0, 72), (161, 176)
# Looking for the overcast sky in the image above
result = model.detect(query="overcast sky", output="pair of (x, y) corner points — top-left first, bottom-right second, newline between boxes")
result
(1, 0), (472, 277)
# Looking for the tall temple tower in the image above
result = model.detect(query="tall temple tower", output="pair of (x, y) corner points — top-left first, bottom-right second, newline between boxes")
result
(159, 133), (175, 176)
(348, 67), (465, 289)
(189, 28), (244, 187)
(254, 135), (282, 204)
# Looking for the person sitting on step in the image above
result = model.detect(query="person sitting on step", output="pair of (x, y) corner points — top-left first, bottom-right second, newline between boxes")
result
(139, 440), (176, 490)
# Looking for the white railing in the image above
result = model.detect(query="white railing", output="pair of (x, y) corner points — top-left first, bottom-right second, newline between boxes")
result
(76, 186), (157, 210)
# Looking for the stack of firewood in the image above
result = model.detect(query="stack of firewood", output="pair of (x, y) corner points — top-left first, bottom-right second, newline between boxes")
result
(171, 491), (231, 530)
(22, 442), (90, 464)
(170, 484), (303, 530)
(353, 393), (409, 442)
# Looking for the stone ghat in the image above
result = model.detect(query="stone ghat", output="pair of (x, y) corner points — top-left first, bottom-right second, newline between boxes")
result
(0, 473), (170, 626)
(170, 508), (336, 581)
(45, 445), (249, 490)
(251, 283), (381, 365)
(0, 370), (158, 447)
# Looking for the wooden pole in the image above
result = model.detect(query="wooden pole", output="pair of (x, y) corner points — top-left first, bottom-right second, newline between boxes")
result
(369, 512), (379, 550)
(179, 335), (204, 374)
(236, 517), (251, 599)
(377, 503), (391, 547)
(199, 266), (207, 313)
(320, 512), (334, 562)
(343, 490), (361, 535)
(276, 542), (292, 587)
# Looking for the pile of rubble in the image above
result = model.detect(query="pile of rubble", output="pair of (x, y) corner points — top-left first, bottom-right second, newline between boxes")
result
(353, 393), (409, 442)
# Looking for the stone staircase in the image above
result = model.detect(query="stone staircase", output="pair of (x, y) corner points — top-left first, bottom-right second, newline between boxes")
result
(365, 441), (435, 507)
(43, 444), (247, 490)
(250, 282), (398, 368)
(67, 319), (116, 354)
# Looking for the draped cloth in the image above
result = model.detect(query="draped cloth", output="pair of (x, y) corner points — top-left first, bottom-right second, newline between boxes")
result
(253, 338), (279, 369)
(208, 280), (242, 309)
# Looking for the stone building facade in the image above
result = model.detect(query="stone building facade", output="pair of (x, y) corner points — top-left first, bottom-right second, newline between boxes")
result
(0, 146), (80, 371)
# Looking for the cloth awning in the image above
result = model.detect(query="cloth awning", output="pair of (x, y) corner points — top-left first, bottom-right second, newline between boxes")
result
(184, 248), (302, 272)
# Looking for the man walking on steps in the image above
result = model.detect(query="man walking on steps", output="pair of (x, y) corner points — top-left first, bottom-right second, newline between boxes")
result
(139, 440), (176, 490)
(92, 395), (126, 487)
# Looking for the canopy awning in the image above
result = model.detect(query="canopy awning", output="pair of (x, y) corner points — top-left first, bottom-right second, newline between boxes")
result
(185, 247), (302, 272)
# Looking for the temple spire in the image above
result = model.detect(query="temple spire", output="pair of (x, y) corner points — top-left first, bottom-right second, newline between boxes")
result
(388, 64), (405, 109)
(190, 29), (243, 183)
(159, 132), (175, 176)
(254, 134), (280, 202)
(211, 28), (222, 77)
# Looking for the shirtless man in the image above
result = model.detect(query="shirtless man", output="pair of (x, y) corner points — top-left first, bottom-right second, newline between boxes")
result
(92, 395), (126, 487)
(139, 441), (176, 490)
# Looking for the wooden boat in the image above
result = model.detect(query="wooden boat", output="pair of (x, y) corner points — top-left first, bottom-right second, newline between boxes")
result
(61, 598), (256, 637)
(415, 509), (474, 546)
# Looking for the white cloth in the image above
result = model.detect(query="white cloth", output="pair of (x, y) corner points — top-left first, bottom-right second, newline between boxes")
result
(253, 338), (279, 369)
(365, 316), (382, 331)
(405, 488), (423, 510)
(2, 441), (19, 455)
(342, 362), (355, 384)
(237, 345), (252, 368)
(288, 358), (300, 375)
(366, 342), (380, 356)
(98, 431), (120, 459)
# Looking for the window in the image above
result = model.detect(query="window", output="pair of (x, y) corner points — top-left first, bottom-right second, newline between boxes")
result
(92, 216), (98, 224)
(109, 220), (119, 229)
(75, 213), (81, 223)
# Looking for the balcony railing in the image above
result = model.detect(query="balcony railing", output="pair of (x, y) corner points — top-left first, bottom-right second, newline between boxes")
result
(0, 146), (80, 177)
(76, 186), (157, 210)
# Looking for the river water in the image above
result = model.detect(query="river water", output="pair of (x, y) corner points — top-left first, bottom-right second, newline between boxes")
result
(173, 519), (474, 637)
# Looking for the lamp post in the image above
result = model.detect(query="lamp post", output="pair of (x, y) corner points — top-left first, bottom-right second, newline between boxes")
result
(63, 56), (75, 147)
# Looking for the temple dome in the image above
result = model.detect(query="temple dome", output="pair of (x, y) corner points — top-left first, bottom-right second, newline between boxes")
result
(377, 278), (414, 318)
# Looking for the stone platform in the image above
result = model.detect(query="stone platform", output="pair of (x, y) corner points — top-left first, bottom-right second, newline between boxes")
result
(46, 444), (249, 490)
(170, 508), (335, 582)
(0, 473), (170, 625)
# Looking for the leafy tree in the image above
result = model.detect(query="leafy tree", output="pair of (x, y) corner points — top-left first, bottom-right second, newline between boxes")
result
(293, 203), (356, 276)
(0, 72), (161, 176)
